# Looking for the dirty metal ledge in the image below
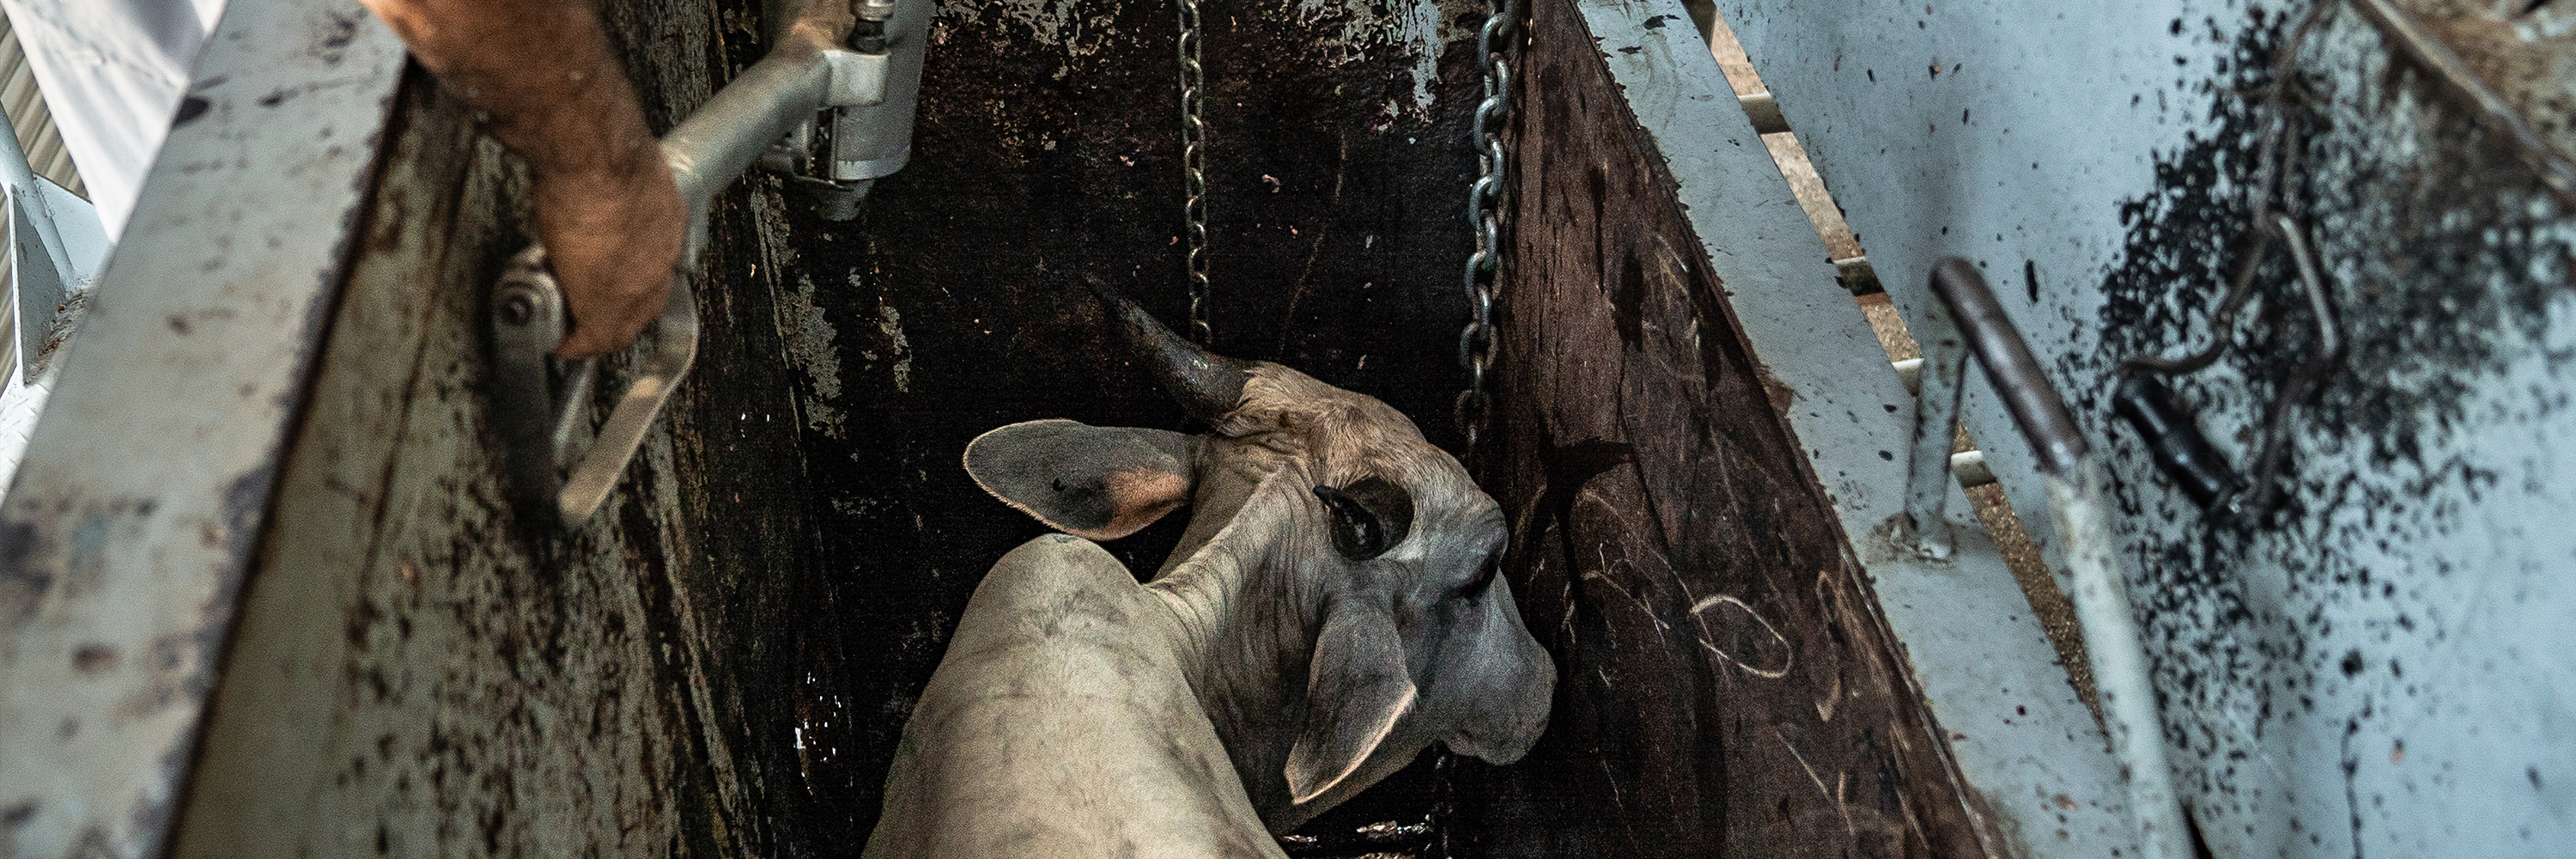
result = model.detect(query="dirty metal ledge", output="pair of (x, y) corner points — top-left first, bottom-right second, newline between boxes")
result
(0, 1), (407, 856)
(1566, 2), (2142, 856)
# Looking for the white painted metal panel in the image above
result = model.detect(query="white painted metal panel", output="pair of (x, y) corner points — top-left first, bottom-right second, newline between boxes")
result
(1716, 0), (2576, 856)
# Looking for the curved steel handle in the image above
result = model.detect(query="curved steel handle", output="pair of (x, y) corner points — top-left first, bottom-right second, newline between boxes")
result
(1927, 257), (2089, 475)
(489, 247), (696, 527)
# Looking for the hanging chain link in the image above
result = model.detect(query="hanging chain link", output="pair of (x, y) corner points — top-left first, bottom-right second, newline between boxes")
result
(1177, 0), (1213, 346)
(1455, 0), (1520, 465)
(1428, 7), (1521, 855)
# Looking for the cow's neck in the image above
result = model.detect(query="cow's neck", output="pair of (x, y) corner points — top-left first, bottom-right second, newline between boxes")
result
(1145, 472), (1326, 829)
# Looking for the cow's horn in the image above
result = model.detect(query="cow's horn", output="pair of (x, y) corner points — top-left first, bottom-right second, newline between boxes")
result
(1094, 282), (1255, 423)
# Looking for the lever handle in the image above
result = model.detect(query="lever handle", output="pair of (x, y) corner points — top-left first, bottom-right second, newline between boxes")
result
(489, 246), (697, 527)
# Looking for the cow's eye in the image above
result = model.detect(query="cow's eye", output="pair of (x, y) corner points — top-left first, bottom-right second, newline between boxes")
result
(1457, 548), (1503, 598)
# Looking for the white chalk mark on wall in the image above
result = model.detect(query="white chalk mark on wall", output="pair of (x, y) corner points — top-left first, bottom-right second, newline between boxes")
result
(1692, 594), (1794, 679)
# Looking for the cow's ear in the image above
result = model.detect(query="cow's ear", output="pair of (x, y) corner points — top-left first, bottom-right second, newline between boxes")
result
(1286, 606), (1417, 806)
(964, 419), (1199, 540)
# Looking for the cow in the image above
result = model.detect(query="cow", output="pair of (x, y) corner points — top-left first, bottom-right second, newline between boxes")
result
(859, 289), (1557, 858)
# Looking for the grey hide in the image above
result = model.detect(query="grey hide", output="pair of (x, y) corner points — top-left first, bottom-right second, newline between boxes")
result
(863, 344), (1556, 858)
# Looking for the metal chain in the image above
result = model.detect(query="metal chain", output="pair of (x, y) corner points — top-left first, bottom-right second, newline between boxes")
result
(1177, 0), (1213, 346)
(1455, 0), (1519, 465)
(1430, 9), (1522, 855)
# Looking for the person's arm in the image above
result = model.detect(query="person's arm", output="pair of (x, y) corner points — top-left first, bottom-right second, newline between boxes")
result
(359, 0), (686, 358)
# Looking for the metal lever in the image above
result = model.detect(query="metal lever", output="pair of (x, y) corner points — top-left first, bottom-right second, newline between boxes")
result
(488, 0), (925, 527)
(2111, 375), (2243, 509)
(1924, 258), (2193, 859)
(490, 247), (694, 527)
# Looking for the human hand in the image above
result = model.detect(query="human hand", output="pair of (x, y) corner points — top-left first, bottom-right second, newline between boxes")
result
(534, 150), (686, 359)
(355, 0), (685, 358)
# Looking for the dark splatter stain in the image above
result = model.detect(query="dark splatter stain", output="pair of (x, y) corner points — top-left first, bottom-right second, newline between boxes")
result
(71, 644), (118, 673)
(0, 518), (52, 622)
(2081, 3), (2576, 850)
(173, 96), (212, 127)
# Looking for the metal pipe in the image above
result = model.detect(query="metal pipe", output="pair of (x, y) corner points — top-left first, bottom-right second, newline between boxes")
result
(659, 0), (857, 256)
(2044, 459), (2190, 859)
(1929, 258), (2089, 474)
(1928, 258), (2192, 859)
(1899, 299), (1969, 559)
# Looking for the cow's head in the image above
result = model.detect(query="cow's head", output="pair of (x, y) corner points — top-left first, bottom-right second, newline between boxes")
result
(962, 290), (1556, 830)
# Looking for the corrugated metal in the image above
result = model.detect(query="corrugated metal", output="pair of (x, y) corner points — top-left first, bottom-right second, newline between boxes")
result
(0, 7), (82, 198)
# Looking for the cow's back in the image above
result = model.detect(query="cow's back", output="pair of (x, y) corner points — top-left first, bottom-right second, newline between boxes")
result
(863, 534), (1284, 859)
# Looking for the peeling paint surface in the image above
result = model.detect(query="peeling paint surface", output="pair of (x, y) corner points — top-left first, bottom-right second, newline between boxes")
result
(1722, 0), (2576, 855)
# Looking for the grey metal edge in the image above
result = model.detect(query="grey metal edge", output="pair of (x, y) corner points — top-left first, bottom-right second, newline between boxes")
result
(0, 1), (406, 856)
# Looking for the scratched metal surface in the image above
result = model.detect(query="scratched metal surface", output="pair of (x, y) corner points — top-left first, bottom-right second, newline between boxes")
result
(0, 1), (405, 856)
(1558, 2), (2147, 856)
(1718, 0), (2576, 856)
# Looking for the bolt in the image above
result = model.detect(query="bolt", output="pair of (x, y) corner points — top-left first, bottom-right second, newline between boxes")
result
(849, 18), (889, 52)
(500, 293), (537, 326)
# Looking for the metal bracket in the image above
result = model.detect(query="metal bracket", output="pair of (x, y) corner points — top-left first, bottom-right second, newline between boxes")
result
(758, 0), (931, 217)
(487, 0), (926, 527)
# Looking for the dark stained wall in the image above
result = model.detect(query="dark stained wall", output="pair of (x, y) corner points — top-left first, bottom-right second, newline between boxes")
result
(176, 0), (1498, 855)
(1449, 0), (1987, 855)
